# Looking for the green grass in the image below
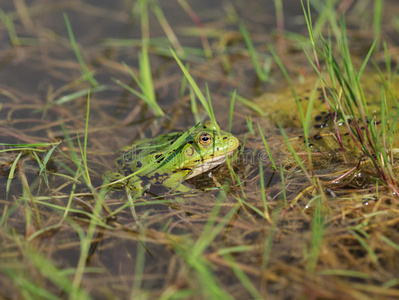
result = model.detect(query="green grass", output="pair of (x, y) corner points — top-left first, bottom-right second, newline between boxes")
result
(177, 0), (213, 59)
(373, 0), (384, 52)
(236, 94), (266, 117)
(15, 234), (91, 299)
(259, 162), (272, 223)
(223, 253), (264, 299)
(130, 228), (148, 299)
(258, 124), (276, 170)
(228, 90), (237, 133)
(149, 0), (184, 56)
(171, 48), (219, 126)
(306, 196), (325, 271)
(297, 0), (399, 194)
(2, 0), (399, 299)
(240, 23), (270, 82)
(6, 151), (23, 201)
(54, 97), (112, 298)
(170, 192), (239, 299)
(113, 61), (164, 117)
(0, 8), (20, 46)
(63, 13), (98, 87)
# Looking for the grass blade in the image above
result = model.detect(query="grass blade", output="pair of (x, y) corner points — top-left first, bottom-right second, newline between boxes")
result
(6, 151), (23, 200)
(63, 13), (98, 87)
(240, 23), (269, 82)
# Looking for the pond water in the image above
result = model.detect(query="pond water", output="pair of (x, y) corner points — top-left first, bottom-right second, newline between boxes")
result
(1, 0), (399, 299)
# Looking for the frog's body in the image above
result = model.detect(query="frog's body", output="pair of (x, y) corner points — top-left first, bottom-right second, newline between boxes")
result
(104, 121), (240, 196)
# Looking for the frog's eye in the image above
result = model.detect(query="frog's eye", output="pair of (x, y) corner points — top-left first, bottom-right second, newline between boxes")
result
(198, 133), (212, 147)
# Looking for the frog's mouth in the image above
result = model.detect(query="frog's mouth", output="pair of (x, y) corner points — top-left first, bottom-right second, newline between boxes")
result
(185, 149), (235, 179)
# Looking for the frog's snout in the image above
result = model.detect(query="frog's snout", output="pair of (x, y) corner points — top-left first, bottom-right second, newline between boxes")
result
(221, 134), (240, 152)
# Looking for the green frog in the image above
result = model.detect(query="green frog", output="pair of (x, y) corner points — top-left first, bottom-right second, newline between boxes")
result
(103, 121), (240, 196)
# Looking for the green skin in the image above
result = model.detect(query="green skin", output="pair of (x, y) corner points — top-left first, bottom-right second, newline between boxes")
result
(104, 121), (240, 195)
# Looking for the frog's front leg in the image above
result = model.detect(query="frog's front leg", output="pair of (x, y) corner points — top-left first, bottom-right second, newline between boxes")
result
(102, 171), (144, 197)
(162, 173), (195, 194)
(102, 171), (125, 188)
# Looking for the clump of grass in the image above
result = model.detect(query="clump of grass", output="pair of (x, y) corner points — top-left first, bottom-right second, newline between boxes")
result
(2, 233), (90, 299)
(0, 93), (106, 298)
(113, 60), (164, 117)
(112, 0), (164, 117)
(170, 192), (240, 299)
(0, 141), (62, 227)
(269, 45), (319, 187)
(299, 0), (399, 194)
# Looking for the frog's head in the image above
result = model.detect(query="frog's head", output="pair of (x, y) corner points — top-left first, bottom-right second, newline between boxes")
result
(181, 121), (240, 179)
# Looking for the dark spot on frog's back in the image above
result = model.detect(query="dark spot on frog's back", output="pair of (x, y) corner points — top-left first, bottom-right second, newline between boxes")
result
(123, 148), (143, 164)
(122, 165), (131, 176)
(155, 153), (165, 163)
(136, 161), (142, 168)
(133, 148), (143, 155)
(122, 151), (134, 163)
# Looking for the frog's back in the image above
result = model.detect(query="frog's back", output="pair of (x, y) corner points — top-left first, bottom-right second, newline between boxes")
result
(116, 132), (182, 175)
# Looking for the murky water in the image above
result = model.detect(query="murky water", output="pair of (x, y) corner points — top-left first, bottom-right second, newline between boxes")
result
(1, 0), (399, 299)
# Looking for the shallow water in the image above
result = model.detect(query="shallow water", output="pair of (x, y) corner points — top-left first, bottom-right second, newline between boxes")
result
(1, 0), (399, 299)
